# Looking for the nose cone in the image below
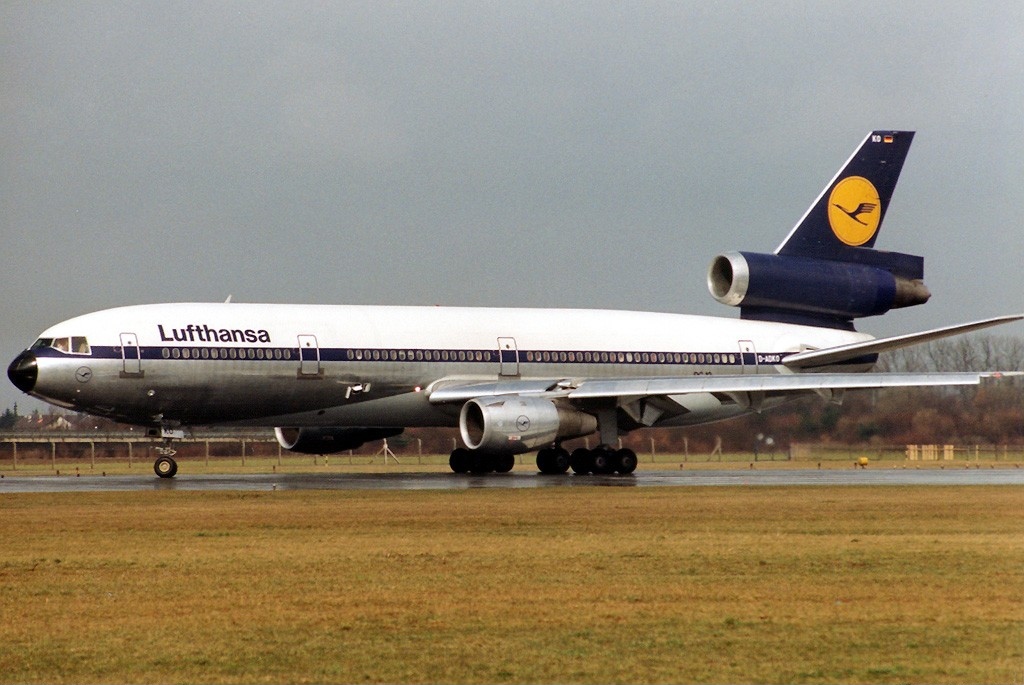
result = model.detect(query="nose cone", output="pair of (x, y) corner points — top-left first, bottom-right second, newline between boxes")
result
(8, 351), (38, 393)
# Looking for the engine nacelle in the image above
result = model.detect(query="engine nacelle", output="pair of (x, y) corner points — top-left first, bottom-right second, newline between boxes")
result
(459, 396), (597, 454)
(274, 426), (403, 454)
(708, 251), (930, 326)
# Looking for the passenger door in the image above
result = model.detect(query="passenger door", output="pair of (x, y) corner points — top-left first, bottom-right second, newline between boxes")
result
(297, 334), (321, 377)
(120, 332), (143, 377)
(738, 340), (758, 373)
(498, 337), (519, 377)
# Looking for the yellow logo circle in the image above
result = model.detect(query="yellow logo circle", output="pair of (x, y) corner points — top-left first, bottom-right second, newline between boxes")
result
(827, 176), (881, 246)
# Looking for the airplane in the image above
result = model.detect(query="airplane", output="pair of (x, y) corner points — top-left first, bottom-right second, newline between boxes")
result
(8, 130), (1021, 478)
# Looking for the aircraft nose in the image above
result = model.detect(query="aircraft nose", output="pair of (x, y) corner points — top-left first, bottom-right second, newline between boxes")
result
(8, 351), (38, 393)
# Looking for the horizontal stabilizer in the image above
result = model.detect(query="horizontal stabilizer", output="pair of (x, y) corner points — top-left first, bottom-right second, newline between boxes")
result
(782, 314), (1023, 369)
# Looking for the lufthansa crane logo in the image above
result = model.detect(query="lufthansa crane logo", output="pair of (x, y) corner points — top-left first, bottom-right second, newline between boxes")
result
(827, 176), (881, 246)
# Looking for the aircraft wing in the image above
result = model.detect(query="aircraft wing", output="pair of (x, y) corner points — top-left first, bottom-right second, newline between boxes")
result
(562, 371), (1017, 400)
(427, 371), (1020, 404)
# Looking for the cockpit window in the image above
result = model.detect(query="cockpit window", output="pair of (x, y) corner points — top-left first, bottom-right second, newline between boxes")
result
(33, 337), (91, 355)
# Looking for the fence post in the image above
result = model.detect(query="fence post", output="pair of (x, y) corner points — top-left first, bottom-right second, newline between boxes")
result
(51, 441), (56, 471)
(128, 440), (132, 468)
(90, 441), (95, 470)
(12, 441), (16, 471)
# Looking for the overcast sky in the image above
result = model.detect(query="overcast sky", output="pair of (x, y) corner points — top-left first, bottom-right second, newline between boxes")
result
(3, 2), (1023, 413)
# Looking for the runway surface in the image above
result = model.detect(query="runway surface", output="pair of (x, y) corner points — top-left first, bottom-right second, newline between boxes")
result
(1, 468), (1022, 493)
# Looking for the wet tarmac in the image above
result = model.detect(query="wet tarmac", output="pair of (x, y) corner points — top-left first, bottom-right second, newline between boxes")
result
(1, 467), (1021, 493)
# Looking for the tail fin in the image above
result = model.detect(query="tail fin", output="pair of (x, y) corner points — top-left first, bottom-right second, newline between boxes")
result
(708, 130), (930, 330)
(776, 130), (914, 258)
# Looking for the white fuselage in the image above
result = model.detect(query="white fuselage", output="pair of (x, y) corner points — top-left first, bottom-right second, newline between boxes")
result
(20, 302), (873, 430)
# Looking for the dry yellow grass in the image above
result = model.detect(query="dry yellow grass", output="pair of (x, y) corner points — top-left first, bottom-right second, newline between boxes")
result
(0, 486), (1021, 683)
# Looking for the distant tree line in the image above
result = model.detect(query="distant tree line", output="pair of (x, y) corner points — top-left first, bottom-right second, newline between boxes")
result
(0, 406), (19, 431)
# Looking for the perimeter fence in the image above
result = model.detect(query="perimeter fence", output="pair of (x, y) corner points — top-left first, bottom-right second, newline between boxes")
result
(0, 432), (1022, 473)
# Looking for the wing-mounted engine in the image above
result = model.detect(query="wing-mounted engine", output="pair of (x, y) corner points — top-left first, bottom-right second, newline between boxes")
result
(274, 426), (403, 454)
(459, 396), (597, 454)
(707, 251), (930, 329)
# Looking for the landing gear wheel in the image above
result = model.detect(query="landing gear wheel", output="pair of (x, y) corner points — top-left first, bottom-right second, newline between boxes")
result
(537, 448), (554, 473)
(154, 455), (178, 478)
(570, 448), (593, 475)
(537, 448), (571, 474)
(591, 449), (615, 474)
(615, 448), (638, 475)
(449, 448), (471, 474)
(494, 454), (516, 473)
(550, 448), (570, 474)
(468, 452), (495, 474)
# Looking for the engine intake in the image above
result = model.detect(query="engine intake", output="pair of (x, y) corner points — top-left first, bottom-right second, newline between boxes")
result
(708, 251), (929, 327)
(459, 396), (597, 454)
(274, 426), (403, 454)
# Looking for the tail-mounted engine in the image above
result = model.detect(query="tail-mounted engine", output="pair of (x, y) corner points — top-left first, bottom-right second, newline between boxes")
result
(274, 426), (403, 454)
(460, 396), (597, 454)
(707, 251), (930, 329)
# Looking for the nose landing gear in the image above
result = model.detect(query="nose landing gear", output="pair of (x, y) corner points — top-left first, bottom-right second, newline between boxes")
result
(148, 427), (185, 478)
(154, 450), (178, 478)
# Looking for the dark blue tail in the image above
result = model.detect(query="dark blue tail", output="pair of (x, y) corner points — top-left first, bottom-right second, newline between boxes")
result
(776, 131), (914, 259)
(708, 130), (930, 330)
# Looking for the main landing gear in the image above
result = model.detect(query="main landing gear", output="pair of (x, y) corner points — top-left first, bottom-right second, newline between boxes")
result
(446, 445), (638, 476)
(449, 448), (516, 474)
(566, 446), (638, 475)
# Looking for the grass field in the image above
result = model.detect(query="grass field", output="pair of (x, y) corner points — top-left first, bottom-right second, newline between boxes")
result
(0, 486), (1021, 683)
